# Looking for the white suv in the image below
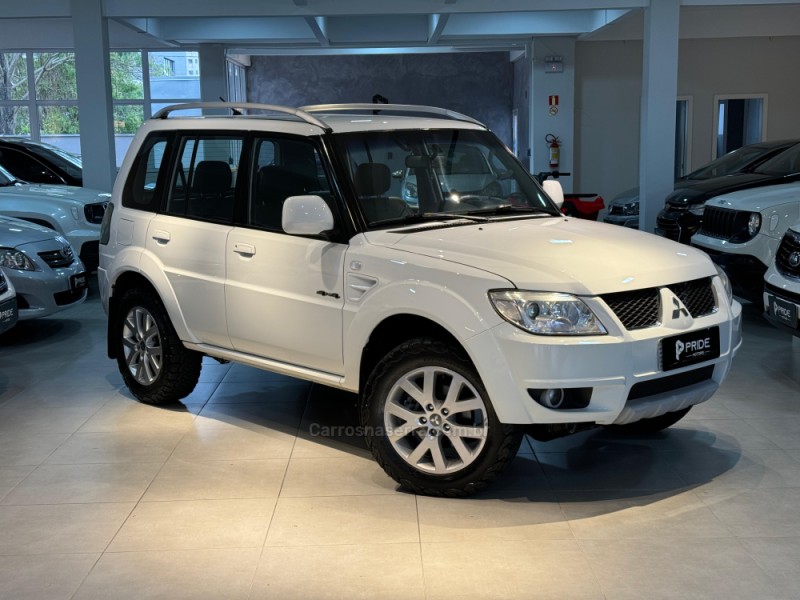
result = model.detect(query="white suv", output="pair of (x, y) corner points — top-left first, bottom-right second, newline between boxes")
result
(100, 102), (743, 496)
(764, 221), (800, 336)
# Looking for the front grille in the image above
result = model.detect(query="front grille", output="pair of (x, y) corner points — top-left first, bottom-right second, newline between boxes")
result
(668, 278), (716, 317)
(628, 365), (714, 401)
(37, 247), (75, 269)
(656, 221), (682, 241)
(699, 206), (740, 239)
(776, 229), (800, 279)
(601, 288), (660, 330)
(602, 278), (716, 331)
(766, 282), (800, 304)
(84, 202), (108, 224)
(0, 271), (6, 295)
(609, 205), (624, 215)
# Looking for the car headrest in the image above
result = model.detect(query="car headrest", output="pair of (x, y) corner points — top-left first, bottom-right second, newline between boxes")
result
(193, 160), (232, 194)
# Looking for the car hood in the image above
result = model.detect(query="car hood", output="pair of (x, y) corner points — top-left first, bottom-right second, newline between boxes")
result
(705, 182), (800, 212)
(0, 215), (61, 246)
(0, 183), (110, 207)
(665, 173), (786, 206)
(608, 186), (640, 206)
(364, 216), (715, 295)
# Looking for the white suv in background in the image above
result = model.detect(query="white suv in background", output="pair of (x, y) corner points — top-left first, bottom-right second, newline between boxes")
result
(764, 221), (800, 336)
(691, 182), (800, 302)
(100, 102), (742, 496)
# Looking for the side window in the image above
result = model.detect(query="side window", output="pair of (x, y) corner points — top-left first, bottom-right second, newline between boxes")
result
(248, 137), (333, 232)
(122, 134), (170, 211)
(166, 134), (243, 224)
(0, 148), (62, 184)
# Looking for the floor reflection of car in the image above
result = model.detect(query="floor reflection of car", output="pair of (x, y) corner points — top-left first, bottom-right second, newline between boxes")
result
(0, 268), (17, 334)
(399, 144), (511, 206)
(604, 139), (799, 229)
(0, 215), (88, 320)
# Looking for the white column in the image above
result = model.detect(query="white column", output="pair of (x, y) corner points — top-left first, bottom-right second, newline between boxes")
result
(638, 0), (680, 232)
(530, 37), (575, 191)
(199, 44), (228, 113)
(70, 0), (115, 191)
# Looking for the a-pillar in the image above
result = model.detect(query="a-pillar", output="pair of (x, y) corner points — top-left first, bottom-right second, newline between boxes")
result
(638, 0), (680, 232)
(70, 0), (115, 191)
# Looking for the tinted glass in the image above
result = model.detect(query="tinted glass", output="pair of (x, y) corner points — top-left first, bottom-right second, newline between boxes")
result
(122, 134), (170, 211)
(686, 145), (775, 180)
(166, 135), (243, 223)
(754, 143), (800, 176)
(0, 147), (61, 184)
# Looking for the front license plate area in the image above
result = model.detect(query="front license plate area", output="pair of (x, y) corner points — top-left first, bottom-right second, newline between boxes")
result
(769, 295), (798, 328)
(661, 326), (720, 371)
(0, 297), (18, 334)
(71, 272), (88, 291)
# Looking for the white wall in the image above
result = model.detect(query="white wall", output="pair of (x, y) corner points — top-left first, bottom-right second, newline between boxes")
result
(575, 35), (800, 202)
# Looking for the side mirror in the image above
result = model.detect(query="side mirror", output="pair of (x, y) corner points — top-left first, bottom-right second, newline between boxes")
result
(282, 195), (334, 236)
(542, 179), (564, 208)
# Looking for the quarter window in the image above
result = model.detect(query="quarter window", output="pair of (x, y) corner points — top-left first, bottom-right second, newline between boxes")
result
(122, 133), (170, 211)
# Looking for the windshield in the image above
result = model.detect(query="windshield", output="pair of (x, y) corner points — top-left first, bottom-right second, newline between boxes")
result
(27, 142), (83, 179)
(333, 129), (558, 228)
(685, 145), (776, 180)
(754, 143), (800, 176)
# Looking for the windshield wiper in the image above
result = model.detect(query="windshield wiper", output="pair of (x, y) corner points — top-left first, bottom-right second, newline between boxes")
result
(370, 212), (489, 227)
(463, 204), (558, 217)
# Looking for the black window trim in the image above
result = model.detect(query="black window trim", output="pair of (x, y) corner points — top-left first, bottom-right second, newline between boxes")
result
(121, 130), (176, 212)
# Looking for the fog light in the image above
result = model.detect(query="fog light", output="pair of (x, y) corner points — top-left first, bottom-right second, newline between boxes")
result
(540, 388), (565, 409)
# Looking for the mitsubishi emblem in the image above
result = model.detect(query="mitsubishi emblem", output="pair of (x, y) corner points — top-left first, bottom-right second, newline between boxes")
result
(789, 252), (800, 269)
(672, 297), (689, 320)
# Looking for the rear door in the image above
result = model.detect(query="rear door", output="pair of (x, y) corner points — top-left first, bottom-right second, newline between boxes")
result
(145, 132), (244, 348)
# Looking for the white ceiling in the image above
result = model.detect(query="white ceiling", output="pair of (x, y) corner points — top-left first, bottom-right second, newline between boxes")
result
(1, 0), (799, 52)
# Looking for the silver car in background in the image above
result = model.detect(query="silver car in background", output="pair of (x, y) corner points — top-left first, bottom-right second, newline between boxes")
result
(0, 268), (17, 334)
(0, 215), (88, 320)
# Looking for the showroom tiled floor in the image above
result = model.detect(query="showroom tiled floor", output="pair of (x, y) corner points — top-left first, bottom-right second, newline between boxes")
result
(1, 284), (799, 599)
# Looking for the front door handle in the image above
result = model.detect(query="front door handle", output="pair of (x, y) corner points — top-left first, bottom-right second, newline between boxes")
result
(152, 230), (171, 244)
(233, 242), (256, 256)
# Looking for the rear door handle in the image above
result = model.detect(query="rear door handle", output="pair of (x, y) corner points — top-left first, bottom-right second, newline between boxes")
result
(233, 242), (256, 256)
(152, 230), (171, 244)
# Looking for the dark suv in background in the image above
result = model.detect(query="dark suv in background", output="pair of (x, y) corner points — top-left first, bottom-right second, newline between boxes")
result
(0, 138), (83, 187)
(655, 139), (800, 243)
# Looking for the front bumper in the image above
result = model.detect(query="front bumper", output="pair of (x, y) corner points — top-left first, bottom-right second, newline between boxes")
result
(763, 279), (800, 337)
(603, 213), (640, 228)
(0, 281), (17, 334)
(465, 285), (742, 426)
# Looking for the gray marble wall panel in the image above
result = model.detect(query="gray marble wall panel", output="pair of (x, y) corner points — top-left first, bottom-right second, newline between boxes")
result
(246, 53), (513, 146)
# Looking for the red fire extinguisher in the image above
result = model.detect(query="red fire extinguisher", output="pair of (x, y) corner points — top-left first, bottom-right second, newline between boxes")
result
(546, 134), (560, 169)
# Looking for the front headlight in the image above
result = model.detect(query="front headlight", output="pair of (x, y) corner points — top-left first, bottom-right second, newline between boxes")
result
(688, 205), (705, 216)
(0, 248), (37, 271)
(489, 291), (607, 335)
(714, 264), (733, 305)
(747, 212), (762, 237)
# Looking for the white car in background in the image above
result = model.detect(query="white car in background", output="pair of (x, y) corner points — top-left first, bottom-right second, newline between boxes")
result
(691, 181), (800, 302)
(0, 164), (109, 272)
(0, 215), (88, 320)
(764, 221), (800, 336)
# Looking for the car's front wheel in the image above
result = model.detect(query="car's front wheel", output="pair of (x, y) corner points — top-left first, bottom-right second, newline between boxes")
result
(361, 338), (521, 497)
(115, 288), (201, 405)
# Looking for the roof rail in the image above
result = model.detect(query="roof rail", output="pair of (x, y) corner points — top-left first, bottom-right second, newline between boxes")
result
(151, 102), (331, 131)
(300, 103), (486, 128)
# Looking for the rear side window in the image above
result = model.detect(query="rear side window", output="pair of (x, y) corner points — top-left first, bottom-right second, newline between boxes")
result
(0, 147), (62, 185)
(122, 133), (171, 211)
(165, 135), (244, 224)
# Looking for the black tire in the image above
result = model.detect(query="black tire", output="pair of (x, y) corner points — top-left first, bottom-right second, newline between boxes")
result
(607, 407), (691, 435)
(114, 287), (201, 405)
(361, 338), (522, 497)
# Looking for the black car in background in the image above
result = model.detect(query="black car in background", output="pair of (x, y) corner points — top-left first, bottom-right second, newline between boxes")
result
(655, 139), (800, 244)
(0, 138), (83, 187)
(605, 139), (799, 228)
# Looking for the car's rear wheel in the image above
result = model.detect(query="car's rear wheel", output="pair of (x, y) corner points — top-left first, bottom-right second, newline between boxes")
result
(361, 338), (521, 497)
(115, 288), (200, 405)
(607, 407), (691, 435)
